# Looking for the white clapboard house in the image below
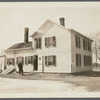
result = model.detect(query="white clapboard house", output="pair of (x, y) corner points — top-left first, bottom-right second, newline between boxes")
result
(0, 17), (93, 73)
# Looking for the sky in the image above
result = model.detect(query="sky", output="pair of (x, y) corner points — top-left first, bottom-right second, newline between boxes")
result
(0, 2), (100, 54)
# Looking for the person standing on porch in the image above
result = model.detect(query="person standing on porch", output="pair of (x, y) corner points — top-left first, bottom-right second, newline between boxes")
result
(18, 61), (24, 75)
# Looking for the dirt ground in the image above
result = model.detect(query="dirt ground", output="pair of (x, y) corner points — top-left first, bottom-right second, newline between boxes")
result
(0, 71), (100, 92)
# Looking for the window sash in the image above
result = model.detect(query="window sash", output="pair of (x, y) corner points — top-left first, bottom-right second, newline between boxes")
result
(7, 58), (15, 65)
(45, 36), (56, 47)
(76, 36), (81, 48)
(25, 56), (34, 65)
(35, 38), (41, 49)
(45, 56), (56, 66)
(76, 54), (81, 67)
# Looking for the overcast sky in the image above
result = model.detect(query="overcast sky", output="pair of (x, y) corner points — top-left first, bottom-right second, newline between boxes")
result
(0, 2), (100, 54)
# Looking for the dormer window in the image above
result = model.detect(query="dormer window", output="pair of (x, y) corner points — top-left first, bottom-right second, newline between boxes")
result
(45, 36), (56, 47)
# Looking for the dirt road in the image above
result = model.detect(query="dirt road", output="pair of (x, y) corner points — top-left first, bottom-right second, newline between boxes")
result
(0, 77), (88, 97)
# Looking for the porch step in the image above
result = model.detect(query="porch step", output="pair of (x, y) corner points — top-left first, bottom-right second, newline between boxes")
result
(2, 67), (15, 74)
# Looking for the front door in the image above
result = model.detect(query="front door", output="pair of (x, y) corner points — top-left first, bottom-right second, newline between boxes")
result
(34, 55), (38, 71)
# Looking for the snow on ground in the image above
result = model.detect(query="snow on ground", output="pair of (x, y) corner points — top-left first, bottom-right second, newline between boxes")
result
(0, 77), (88, 97)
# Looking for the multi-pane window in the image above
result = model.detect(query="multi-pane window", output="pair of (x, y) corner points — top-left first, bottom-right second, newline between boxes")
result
(45, 36), (56, 47)
(35, 38), (41, 49)
(45, 56), (56, 66)
(84, 55), (92, 66)
(16, 57), (24, 65)
(25, 56), (34, 65)
(83, 39), (91, 51)
(7, 58), (15, 65)
(88, 41), (91, 51)
(75, 35), (81, 48)
(76, 54), (81, 67)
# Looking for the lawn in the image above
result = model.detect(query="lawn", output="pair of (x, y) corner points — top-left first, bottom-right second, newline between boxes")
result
(0, 71), (100, 92)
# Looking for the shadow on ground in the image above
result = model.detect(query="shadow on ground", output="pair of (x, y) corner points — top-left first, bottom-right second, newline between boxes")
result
(71, 71), (100, 77)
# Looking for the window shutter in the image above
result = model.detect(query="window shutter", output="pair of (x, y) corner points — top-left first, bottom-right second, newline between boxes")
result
(39, 38), (41, 49)
(35, 38), (38, 49)
(25, 57), (28, 65)
(75, 36), (78, 48)
(53, 36), (56, 47)
(45, 56), (48, 66)
(53, 56), (56, 66)
(80, 55), (81, 66)
(45, 38), (48, 47)
(85, 40), (87, 50)
(79, 37), (81, 48)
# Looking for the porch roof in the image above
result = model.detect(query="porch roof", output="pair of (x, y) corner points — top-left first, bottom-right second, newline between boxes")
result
(5, 41), (32, 51)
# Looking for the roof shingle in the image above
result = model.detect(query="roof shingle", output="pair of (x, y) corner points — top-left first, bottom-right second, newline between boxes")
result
(6, 42), (32, 51)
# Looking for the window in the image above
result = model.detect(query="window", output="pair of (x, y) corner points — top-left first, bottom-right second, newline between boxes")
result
(35, 38), (41, 49)
(25, 56), (34, 65)
(45, 56), (56, 66)
(83, 39), (91, 51)
(75, 35), (81, 48)
(45, 36), (56, 47)
(76, 54), (81, 67)
(7, 58), (15, 65)
(88, 42), (91, 51)
(16, 57), (24, 65)
(84, 55), (92, 66)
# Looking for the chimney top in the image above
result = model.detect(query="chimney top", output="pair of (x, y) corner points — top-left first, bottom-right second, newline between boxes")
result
(24, 27), (29, 30)
(24, 27), (29, 43)
(59, 17), (65, 26)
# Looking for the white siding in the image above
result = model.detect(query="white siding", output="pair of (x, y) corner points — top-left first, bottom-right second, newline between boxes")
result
(71, 32), (92, 73)
(32, 24), (72, 73)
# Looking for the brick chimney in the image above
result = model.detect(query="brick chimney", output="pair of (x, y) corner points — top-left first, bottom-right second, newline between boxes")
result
(24, 27), (29, 43)
(59, 17), (65, 26)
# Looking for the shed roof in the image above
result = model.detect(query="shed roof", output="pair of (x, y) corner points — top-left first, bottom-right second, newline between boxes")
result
(5, 42), (32, 51)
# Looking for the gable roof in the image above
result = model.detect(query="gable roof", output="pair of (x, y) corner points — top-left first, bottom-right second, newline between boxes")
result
(30, 19), (93, 42)
(5, 42), (32, 51)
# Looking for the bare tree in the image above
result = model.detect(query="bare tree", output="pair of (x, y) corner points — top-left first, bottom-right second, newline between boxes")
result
(90, 32), (100, 67)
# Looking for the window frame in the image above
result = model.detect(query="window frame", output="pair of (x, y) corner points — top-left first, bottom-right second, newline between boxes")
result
(45, 36), (56, 48)
(45, 55), (56, 66)
(76, 54), (81, 67)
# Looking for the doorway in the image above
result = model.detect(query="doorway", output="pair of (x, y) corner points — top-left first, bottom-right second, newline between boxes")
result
(34, 55), (38, 71)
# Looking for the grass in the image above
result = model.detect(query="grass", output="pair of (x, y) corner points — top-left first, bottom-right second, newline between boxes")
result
(1, 71), (100, 92)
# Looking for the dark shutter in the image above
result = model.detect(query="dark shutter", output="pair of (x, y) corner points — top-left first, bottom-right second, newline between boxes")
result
(45, 56), (48, 66)
(53, 56), (56, 66)
(39, 38), (41, 49)
(75, 36), (78, 48)
(35, 38), (38, 49)
(45, 38), (48, 47)
(79, 55), (81, 66)
(84, 56), (85, 66)
(53, 36), (56, 47)
(79, 37), (81, 48)
(25, 57), (28, 65)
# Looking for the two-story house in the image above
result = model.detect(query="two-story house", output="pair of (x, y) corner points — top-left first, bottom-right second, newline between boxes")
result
(1, 17), (93, 73)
